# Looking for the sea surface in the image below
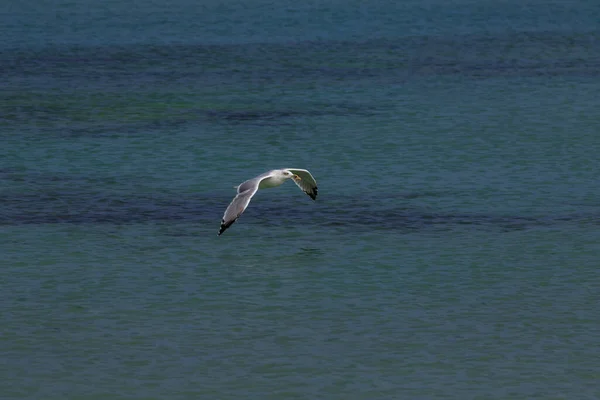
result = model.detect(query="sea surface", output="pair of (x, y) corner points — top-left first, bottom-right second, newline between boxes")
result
(2, 0), (600, 398)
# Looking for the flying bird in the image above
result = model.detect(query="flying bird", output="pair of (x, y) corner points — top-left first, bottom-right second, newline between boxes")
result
(218, 168), (318, 236)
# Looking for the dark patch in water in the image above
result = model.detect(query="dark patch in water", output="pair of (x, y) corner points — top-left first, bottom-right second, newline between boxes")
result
(1, 190), (598, 234)
(3, 31), (598, 136)
(203, 104), (375, 125)
(2, 32), (598, 85)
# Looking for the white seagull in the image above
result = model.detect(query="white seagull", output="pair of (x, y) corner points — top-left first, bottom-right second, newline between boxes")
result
(218, 168), (318, 236)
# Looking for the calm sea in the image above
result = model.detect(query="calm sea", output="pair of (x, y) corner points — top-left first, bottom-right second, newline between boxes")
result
(2, 0), (600, 398)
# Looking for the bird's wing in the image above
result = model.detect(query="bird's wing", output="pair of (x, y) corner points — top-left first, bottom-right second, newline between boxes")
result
(286, 168), (318, 200)
(218, 174), (271, 236)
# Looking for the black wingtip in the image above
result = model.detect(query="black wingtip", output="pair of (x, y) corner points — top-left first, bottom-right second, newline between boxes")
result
(218, 220), (226, 236)
(218, 218), (236, 236)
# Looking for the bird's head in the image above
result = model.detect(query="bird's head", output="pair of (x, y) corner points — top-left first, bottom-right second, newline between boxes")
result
(282, 170), (301, 181)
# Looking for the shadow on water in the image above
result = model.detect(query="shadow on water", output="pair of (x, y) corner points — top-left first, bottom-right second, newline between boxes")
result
(1, 185), (598, 234)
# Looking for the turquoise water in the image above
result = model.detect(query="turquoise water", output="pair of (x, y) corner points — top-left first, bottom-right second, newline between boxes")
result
(2, 0), (600, 398)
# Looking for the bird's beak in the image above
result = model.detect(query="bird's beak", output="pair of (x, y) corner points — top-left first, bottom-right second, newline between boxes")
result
(293, 174), (301, 180)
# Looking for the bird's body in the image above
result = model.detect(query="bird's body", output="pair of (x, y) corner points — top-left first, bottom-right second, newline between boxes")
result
(218, 168), (318, 236)
(258, 173), (289, 189)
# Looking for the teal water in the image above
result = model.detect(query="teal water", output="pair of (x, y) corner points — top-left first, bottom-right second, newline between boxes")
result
(2, 0), (600, 398)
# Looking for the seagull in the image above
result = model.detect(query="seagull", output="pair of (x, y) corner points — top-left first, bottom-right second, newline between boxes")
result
(218, 168), (318, 236)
